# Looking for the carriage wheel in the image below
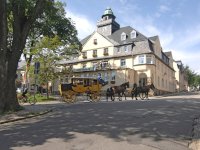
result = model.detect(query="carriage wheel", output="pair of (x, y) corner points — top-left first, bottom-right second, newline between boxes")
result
(89, 93), (100, 102)
(63, 97), (71, 103)
(70, 94), (76, 103)
(95, 93), (101, 102)
(63, 93), (76, 103)
(139, 93), (145, 100)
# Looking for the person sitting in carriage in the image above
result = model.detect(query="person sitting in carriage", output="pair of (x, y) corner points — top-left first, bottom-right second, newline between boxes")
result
(98, 76), (108, 86)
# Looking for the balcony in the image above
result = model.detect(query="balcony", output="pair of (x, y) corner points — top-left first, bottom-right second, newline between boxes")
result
(82, 55), (87, 59)
(93, 54), (97, 57)
(73, 67), (93, 72)
(103, 52), (109, 56)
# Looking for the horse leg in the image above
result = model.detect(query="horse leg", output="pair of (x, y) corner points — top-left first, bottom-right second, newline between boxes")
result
(146, 92), (149, 100)
(118, 93), (122, 101)
(111, 93), (115, 101)
(106, 93), (109, 101)
(123, 92), (126, 100)
(135, 92), (138, 100)
(131, 93), (133, 99)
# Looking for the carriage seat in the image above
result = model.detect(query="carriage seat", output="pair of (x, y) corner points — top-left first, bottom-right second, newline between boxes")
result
(61, 83), (73, 91)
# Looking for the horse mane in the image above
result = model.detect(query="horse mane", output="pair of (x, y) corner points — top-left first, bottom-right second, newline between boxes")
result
(120, 82), (129, 88)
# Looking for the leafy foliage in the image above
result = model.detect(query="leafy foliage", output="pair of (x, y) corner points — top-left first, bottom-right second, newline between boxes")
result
(184, 65), (200, 87)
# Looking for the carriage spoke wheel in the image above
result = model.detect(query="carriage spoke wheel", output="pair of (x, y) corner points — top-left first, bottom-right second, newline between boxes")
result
(89, 93), (96, 102)
(89, 92), (100, 102)
(71, 94), (76, 103)
(94, 93), (101, 102)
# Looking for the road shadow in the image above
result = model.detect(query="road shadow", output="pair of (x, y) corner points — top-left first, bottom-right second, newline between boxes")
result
(1, 94), (200, 149)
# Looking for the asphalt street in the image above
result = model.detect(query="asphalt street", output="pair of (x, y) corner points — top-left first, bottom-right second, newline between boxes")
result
(0, 93), (200, 150)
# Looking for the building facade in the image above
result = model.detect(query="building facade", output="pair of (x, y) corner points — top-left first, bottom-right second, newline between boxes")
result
(58, 8), (182, 94)
(173, 60), (188, 92)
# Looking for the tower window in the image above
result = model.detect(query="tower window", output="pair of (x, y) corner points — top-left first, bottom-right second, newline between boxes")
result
(121, 32), (126, 41)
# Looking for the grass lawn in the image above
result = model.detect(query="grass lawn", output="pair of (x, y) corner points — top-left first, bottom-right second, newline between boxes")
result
(30, 94), (56, 102)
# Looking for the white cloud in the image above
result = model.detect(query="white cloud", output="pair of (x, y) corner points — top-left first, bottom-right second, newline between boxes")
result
(119, 0), (128, 5)
(66, 11), (95, 40)
(172, 50), (200, 73)
(162, 25), (200, 73)
(159, 5), (170, 13)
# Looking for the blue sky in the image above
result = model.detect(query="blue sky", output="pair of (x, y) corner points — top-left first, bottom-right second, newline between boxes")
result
(62, 0), (200, 73)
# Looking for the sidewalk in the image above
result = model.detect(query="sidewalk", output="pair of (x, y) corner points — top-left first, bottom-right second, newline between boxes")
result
(0, 101), (56, 124)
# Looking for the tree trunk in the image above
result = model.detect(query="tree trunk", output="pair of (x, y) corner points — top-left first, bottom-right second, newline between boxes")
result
(0, 0), (48, 113)
(46, 82), (49, 99)
(0, 0), (8, 113)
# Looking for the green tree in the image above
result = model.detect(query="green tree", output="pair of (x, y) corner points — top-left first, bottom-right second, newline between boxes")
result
(184, 65), (200, 87)
(31, 36), (64, 99)
(23, 1), (80, 88)
(0, 0), (80, 113)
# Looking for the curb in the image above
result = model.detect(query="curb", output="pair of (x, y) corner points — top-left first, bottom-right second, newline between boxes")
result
(189, 117), (200, 150)
(189, 140), (200, 150)
(0, 109), (53, 124)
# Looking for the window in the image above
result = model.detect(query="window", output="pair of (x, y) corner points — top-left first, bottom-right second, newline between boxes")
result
(158, 76), (160, 87)
(111, 71), (116, 80)
(117, 48), (120, 53)
(131, 30), (136, 39)
(93, 39), (97, 45)
(104, 72), (109, 81)
(104, 48), (108, 55)
(162, 78), (164, 87)
(120, 59), (126, 67)
(93, 50), (97, 57)
(124, 46), (128, 52)
(146, 55), (152, 64)
(82, 64), (86, 69)
(121, 32), (126, 41)
(82, 52), (87, 58)
(138, 55), (145, 64)
(102, 61), (109, 68)
(93, 62), (97, 70)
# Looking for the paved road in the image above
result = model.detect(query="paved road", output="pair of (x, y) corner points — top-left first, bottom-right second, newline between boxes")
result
(1, 93), (200, 150)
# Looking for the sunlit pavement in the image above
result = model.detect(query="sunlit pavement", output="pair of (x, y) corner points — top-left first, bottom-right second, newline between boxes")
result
(1, 92), (200, 150)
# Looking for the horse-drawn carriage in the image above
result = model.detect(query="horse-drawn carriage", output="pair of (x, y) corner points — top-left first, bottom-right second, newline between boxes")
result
(59, 77), (105, 103)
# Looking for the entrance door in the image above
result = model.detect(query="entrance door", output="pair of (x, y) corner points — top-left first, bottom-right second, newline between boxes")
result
(139, 73), (147, 87)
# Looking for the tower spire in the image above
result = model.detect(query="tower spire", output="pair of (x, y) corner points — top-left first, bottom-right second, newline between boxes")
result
(96, 7), (120, 36)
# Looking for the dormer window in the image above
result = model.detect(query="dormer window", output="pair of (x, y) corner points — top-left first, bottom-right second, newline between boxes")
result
(131, 30), (136, 39)
(82, 52), (87, 59)
(121, 32), (126, 41)
(93, 39), (97, 45)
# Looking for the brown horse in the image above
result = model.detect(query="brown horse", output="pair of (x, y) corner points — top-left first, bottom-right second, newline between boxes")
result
(112, 82), (129, 101)
(132, 83), (155, 100)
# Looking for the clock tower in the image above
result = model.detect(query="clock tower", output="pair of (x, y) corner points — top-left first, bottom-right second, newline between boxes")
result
(97, 7), (120, 36)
